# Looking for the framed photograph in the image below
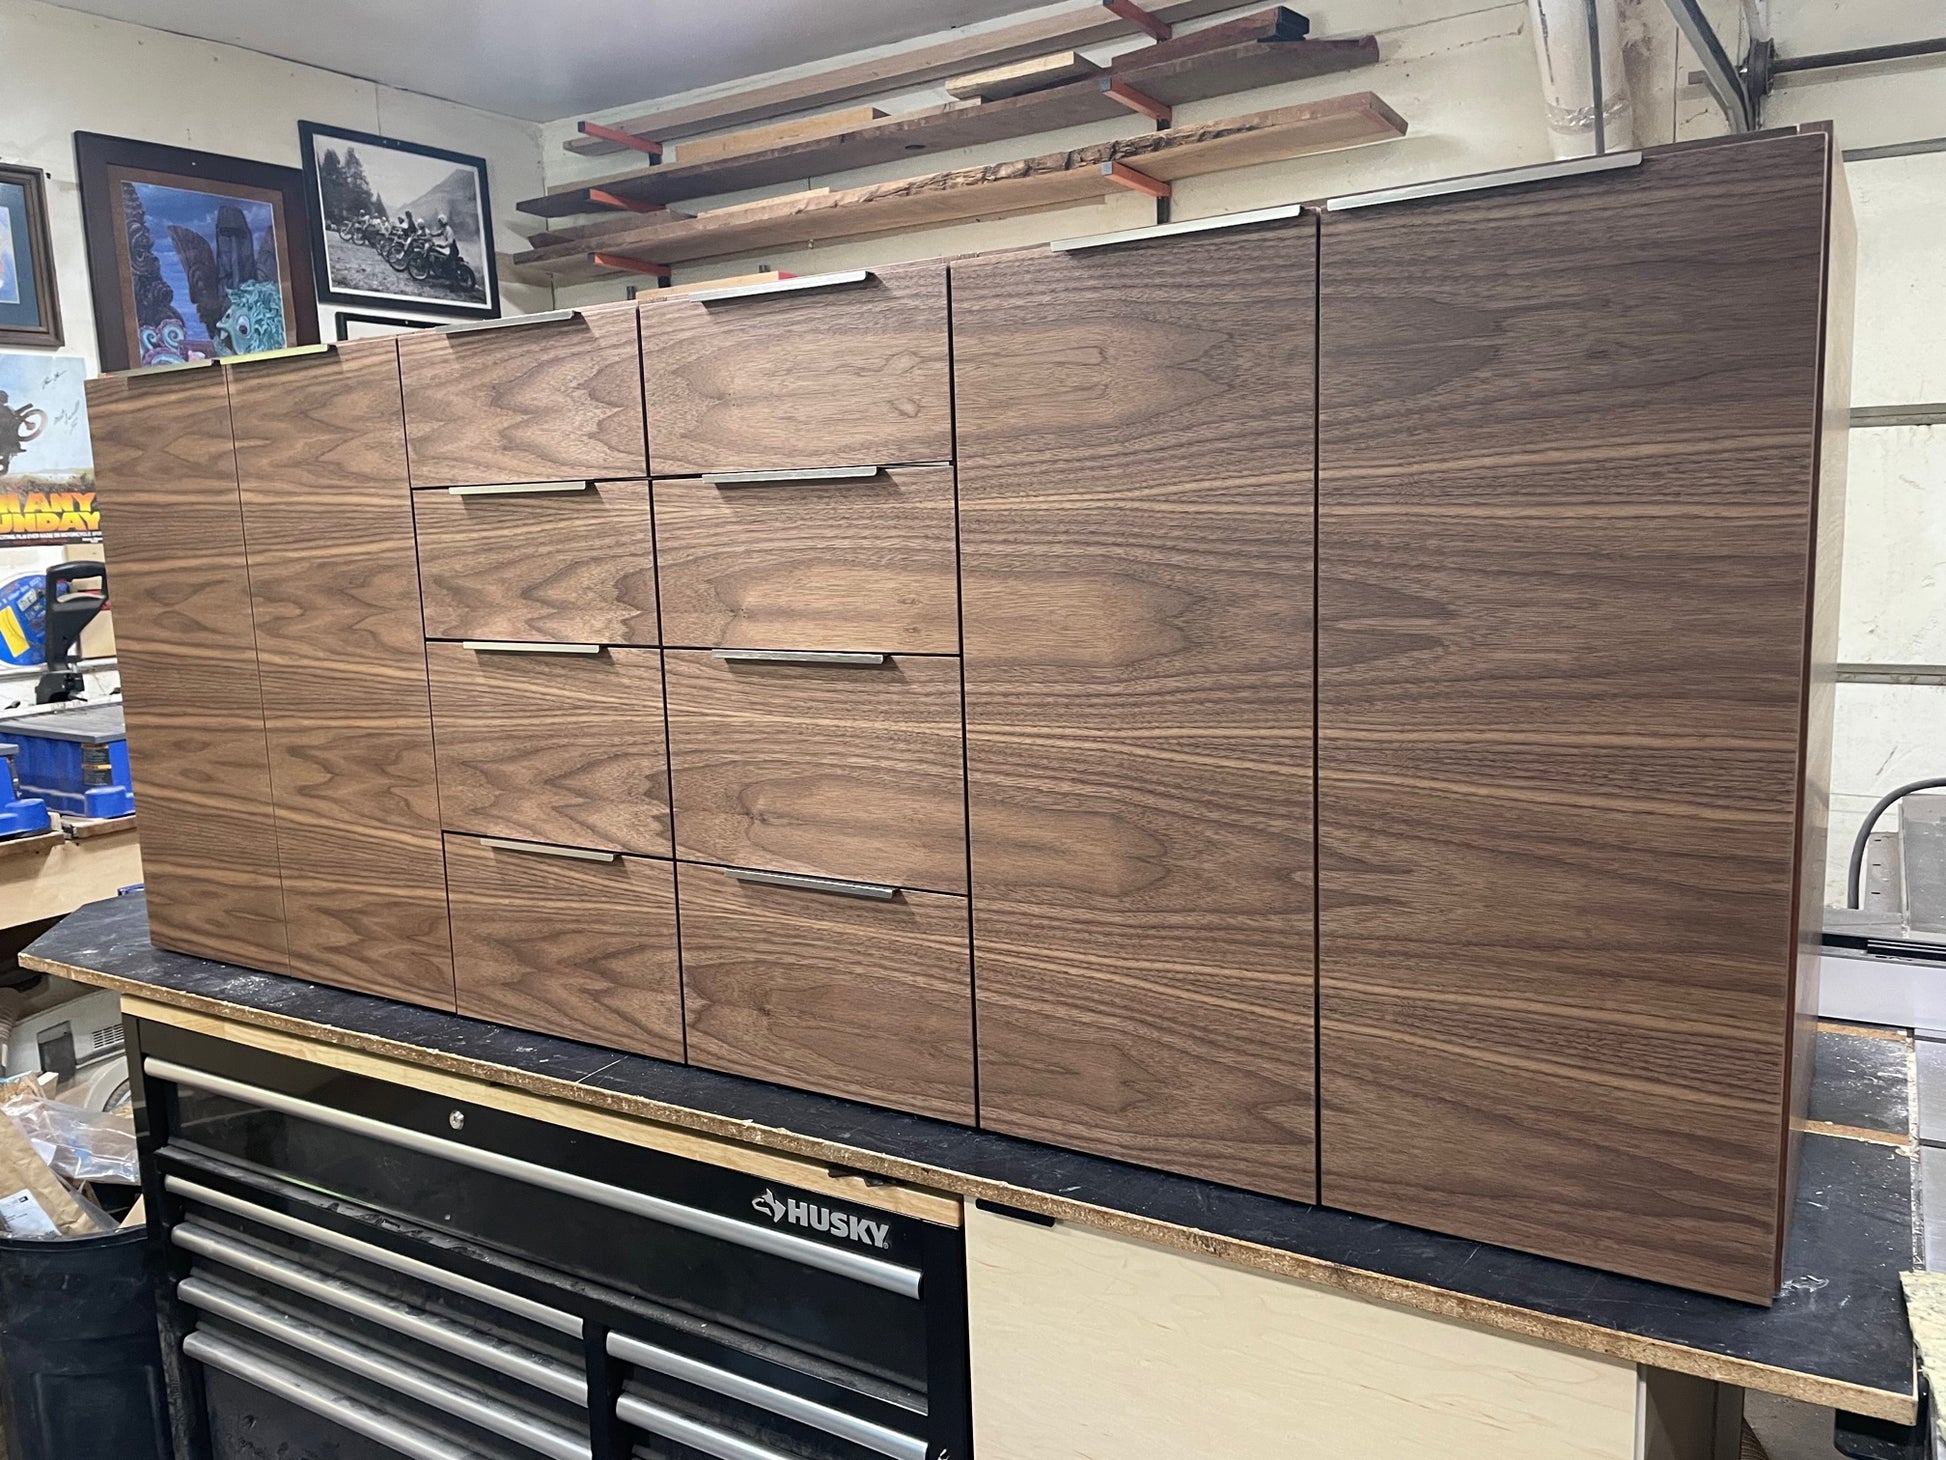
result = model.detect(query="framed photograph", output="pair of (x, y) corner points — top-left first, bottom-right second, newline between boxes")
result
(300, 123), (498, 320)
(75, 133), (319, 372)
(333, 311), (439, 341)
(0, 165), (63, 348)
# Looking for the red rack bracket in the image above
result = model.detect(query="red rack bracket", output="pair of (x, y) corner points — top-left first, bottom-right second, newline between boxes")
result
(1101, 0), (1172, 41)
(1100, 77), (1173, 123)
(1101, 161), (1171, 198)
(587, 188), (665, 214)
(592, 253), (672, 278)
(577, 121), (664, 158)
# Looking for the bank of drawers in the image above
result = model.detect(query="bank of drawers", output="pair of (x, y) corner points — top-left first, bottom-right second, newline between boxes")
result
(409, 264), (973, 1121)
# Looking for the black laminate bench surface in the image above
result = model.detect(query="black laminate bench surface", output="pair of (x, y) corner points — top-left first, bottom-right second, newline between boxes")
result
(24, 892), (1920, 1421)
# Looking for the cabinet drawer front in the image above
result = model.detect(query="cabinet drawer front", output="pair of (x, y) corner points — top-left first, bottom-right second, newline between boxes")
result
(680, 866), (975, 1123)
(427, 642), (671, 855)
(444, 834), (682, 1059)
(641, 264), (951, 475)
(415, 480), (659, 645)
(664, 650), (967, 892)
(653, 466), (958, 653)
(399, 304), (648, 487)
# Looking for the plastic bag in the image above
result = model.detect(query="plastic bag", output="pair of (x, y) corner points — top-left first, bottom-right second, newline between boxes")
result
(3, 1092), (139, 1185)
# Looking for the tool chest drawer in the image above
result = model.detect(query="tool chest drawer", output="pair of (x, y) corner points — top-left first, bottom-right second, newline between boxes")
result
(444, 833), (683, 1060)
(399, 304), (649, 487)
(679, 866), (976, 1124)
(427, 641), (672, 856)
(652, 465), (959, 654)
(136, 1020), (970, 1460)
(662, 649), (968, 893)
(414, 479), (660, 645)
(640, 264), (952, 476)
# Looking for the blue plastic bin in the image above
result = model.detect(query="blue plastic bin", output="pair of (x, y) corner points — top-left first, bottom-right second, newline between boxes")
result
(0, 706), (133, 820)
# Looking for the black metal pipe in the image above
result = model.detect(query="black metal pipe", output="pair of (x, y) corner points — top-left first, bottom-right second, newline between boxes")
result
(1774, 36), (1946, 75)
(1845, 777), (1946, 910)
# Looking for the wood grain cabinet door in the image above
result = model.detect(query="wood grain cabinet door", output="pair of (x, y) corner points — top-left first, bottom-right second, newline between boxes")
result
(229, 341), (454, 1009)
(444, 834), (682, 1060)
(640, 264), (951, 475)
(414, 480), (659, 645)
(426, 643), (672, 856)
(1316, 133), (1840, 1301)
(679, 868), (976, 1122)
(952, 222), (1318, 1202)
(652, 465), (959, 652)
(663, 650), (967, 892)
(398, 303), (648, 487)
(86, 371), (289, 973)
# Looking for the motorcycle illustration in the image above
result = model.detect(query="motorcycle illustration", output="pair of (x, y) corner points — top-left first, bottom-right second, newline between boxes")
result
(0, 394), (47, 478)
(396, 233), (477, 291)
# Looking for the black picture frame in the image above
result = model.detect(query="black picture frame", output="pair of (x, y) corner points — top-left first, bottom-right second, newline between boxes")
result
(333, 311), (439, 341)
(74, 132), (320, 372)
(0, 163), (64, 348)
(299, 122), (499, 320)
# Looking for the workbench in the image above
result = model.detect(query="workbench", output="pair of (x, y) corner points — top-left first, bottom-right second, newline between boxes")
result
(0, 813), (140, 932)
(23, 893), (1924, 1458)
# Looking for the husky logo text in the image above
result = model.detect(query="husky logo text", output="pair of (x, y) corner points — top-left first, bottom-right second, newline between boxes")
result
(751, 1189), (892, 1250)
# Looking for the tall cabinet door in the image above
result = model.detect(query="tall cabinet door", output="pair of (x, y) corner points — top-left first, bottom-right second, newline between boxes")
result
(229, 342), (455, 1008)
(87, 370), (289, 973)
(1317, 134), (1838, 1301)
(955, 220), (1319, 1201)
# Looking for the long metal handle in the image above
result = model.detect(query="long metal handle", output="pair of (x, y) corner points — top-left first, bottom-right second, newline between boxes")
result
(687, 269), (870, 303)
(1324, 152), (1643, 212)
(446, 482), (594, 497)
(699, 465), (881, 486)
(183, 1330), (487, 1460)
(478, 837), (619, 864)
(440, 308), (580, 336)
(616, 1392), (795, 1460)
(225, 342), (337, 368)
(459, 640), (604, 655)
(722, 867), (898, 901)
(176, 1222), (586, 1403)
(711, 650), (886, 666)
(148, 1059), (924, 1299)
(607, 1332), (922, 1460)
(1051, 201), (1310, 252)
(180, 1277), (592, 1460)
(165, 1175), (583, 1336)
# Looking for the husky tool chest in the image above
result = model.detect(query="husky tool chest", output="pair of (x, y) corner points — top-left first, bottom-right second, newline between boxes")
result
(129, 1018), (971, 1460)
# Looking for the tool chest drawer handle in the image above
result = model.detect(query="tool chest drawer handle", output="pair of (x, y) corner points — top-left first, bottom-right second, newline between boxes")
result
(722, 867), (899, 901)
(459, 640), (605, 655)
(700, 465), (882, 486)
(686, 269), (870, 303)
(607, 1332), (923, 1460)
(711, 649), (887, 666)
(438, 307), (581, 336)
(616, 1391), (797, 1460)
(183, 1330), (486, 1460)
(179, 1278), (592, 1460)
(446, 481), (596, 497)
(146, 1059), (925, 1299)
(478, 837), (620, 864)
(164, 1175), (584, 1336)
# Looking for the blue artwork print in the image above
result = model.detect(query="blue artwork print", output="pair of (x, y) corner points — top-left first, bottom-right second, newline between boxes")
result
(121, 180), (288, 365)
(0, 188), (19, 308)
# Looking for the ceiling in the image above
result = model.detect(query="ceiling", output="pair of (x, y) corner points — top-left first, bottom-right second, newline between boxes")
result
(45, 0), (1051, 122)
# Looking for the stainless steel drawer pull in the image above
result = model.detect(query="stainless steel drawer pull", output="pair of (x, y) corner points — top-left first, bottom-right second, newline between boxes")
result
(711, 649), (886, 666)
(608, 1332), (923, 1460)
(1051, 201), (1311, 253)
(176, 1222), (587, 1404)
(446, 481), (594, 497)
(687, 269), (870, 303)
(459, 640), (604, 655)
(180, 1277), (592, 1460)
(183, 1330), (484, 1460)
(616, 1392), (795, 1460)
(164, 1175), (583, 1337)
(722, 867), (899, 901)
(148, 1060), (924, 1299)
(1324, 151), (1643, 212)
(700, 465), (882, 486)
(478, 837), (619, 864)
(439, 307), (581, 336)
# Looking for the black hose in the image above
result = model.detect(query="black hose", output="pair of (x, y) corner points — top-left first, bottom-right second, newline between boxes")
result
(1846, 777), (1946, 909)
